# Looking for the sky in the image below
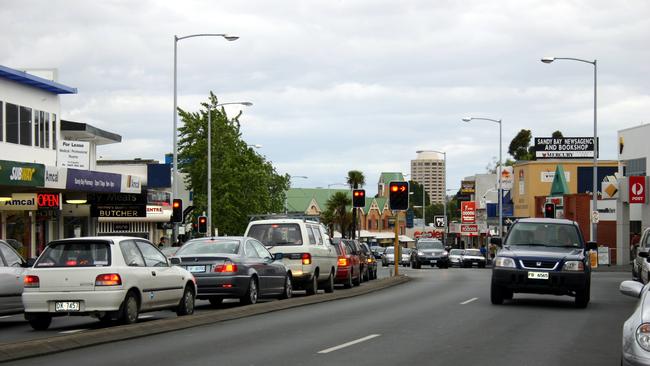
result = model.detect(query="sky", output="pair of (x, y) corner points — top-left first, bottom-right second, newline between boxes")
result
(1, 0), (649, 196)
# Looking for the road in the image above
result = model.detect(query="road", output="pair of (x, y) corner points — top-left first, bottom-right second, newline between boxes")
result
(5, 266), (637, 365)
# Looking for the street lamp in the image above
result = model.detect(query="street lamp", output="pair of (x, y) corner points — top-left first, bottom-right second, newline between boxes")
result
(206, 101), (253, 236)
(285, 176), (308, 214)
(541, 56), (598, 241)
(172, 33), (238, 240)
(462, 117), (503, 240)
(327, 183), (348, 200)
(416, 149), (447, 236)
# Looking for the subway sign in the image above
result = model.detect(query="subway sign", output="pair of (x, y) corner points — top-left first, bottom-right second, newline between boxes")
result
(37, 193), (62, 209)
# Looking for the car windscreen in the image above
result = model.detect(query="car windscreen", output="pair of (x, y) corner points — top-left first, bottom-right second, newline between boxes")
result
(248, 224), (303, 246)
(35, 242), (111, 267)
(418, 241), (444, 250)
(176, 240), (240, 255)
(465, 249), (482, 256)
(385, 247), (394, 254)
(505, 222), (582, 248)
(450, 249), (463, 255)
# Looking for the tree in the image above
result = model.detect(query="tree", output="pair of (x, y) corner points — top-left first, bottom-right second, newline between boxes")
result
(408, 180), (430, 208)
(552, 130), (564, 139)
(347, 170), (365, 239)
(508, 129), (534, 161)
(485, 157), (516, 174)
(326, 192), (351, 237)
(177, 92), (289, 235)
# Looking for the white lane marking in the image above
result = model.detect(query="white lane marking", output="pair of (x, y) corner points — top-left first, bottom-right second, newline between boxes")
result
(139, 315), (154, 319)
(59, 329), (86, 334)
(460, 297), (478, 305)
(318, 334), (381, 354)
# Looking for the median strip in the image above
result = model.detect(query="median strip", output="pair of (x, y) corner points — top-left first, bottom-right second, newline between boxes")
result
(0, 275), (409, 363)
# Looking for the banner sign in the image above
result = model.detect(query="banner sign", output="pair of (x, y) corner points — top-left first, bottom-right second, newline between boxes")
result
(461, 201), (476, 223)
(66, 169), (121, 192)
(0, 160), (44, 187)
(534, 137), (597, 159)
(629, 176), (646, 204)
(58, 140), (90, 169)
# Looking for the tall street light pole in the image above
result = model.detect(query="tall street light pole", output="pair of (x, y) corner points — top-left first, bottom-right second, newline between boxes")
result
(462, 117), (503, 240)
(541, 56), (598, 242)
(173, 33), (238, 241)
(416, 149), (447, 239)
(285, 176), (308, 214)
(206, 102), (253, 236)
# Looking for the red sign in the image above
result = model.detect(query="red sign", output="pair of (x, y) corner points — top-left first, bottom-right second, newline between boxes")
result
(460, 224), (478, 234)
(461, 201), (476, 223)
(630, 176), (646, 204)
(37, 193), (61, 209)
(414, 231), (443, 239)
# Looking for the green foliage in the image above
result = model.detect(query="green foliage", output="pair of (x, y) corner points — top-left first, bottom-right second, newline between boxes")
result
(408, 180), (430, 207)
(177, 93), (289, 235)
(508, 129), (534, 161)
(552, 130), (564, 139)
(326, 192), (352, 238)
(346, 170), (365, 189)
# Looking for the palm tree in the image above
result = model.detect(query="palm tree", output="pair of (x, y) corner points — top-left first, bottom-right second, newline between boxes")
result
(347, 170), (365, 239)
(326, 192), (351, 238)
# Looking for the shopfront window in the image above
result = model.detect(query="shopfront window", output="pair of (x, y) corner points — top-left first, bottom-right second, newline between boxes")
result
(19, 106), (32, 146)
(64, 216), (88, 238)
(6, 103), (18, 144)
(5, 212), (31, 258)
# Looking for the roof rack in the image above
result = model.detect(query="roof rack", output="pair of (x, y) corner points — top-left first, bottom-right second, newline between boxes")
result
(248, 213), (321, 223)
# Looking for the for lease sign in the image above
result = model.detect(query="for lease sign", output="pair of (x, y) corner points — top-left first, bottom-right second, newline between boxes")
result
(461, 201), (476, 223)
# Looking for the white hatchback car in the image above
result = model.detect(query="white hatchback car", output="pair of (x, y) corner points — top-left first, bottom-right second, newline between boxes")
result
(22, 236), (196, 330)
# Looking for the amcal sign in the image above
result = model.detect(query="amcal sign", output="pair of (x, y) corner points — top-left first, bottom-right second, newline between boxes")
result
(461, 201), (476, 223)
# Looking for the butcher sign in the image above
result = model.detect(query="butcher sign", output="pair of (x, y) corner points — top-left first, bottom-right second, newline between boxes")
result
(630, 176), (646, 204)
(461, 201), (476, 223)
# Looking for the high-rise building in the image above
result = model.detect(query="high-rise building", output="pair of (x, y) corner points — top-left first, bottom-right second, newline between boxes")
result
(410, 151), (445, 205)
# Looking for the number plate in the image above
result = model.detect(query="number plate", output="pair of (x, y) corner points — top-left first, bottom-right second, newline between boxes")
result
(55, 301), (80, 312)
(430, 260), (437, 264)
(527, 271), (549, 280)
(187, 265), (206, 273)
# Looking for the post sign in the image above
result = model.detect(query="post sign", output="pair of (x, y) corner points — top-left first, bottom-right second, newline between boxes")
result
(629, 176), (646, 204)
(534, 137), (597, 159)
(461, 201), (476, 223)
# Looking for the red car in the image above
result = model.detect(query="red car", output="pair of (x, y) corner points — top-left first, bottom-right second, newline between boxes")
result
(332, 238), (362, 288)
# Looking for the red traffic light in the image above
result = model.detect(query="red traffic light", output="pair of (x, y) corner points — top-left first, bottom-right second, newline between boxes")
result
(388, 181), (409, 210)
(352, 189), (366, 208)
(391, 185), (399, 192)
(199, 217), (207, 224)
(173, 200), (181, 209)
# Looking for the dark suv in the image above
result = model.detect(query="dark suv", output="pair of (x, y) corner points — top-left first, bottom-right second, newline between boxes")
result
(490, 218), (596, 308)
(410, 239), (449, 269)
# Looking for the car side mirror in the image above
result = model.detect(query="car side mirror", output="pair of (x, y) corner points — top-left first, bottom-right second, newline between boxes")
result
(490, 237), (502, 246)
(25, 258), (37, 267)
(169, 257), (181, 265)
(586, 241), (598, 251)
(273, 253), (283, 261)
(620, 280), (644, 298)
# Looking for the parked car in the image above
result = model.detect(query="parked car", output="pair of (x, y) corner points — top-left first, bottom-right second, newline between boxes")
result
(633, 227), (650, 283)
(620, 280), (650, 365)
(410, 239), (449, 269)
(332, 238), (362, 288)
(461, 249), (487, 268)
(245, 218), (337, 295)
(0, 239), (27, 315)
(370, 246), (384, 260)
(449, 249), (464, 267)
(171, 237), (291, 306)
(400, 248), (411, 266)
(22, 237), (197, 330)
(382, 247), (395, 266)
(160, 246), (179, 258)
(490, 218), (595, 308)
(360, 243), (377, 280)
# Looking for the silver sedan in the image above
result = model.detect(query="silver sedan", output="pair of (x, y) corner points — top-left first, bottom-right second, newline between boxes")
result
(621, 280), (650, 365)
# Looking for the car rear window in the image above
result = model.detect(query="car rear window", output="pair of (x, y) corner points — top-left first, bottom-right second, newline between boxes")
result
(248, 224), (303, 246)
(176, 240), (240, 255)
(465, 249), (482, 256)
(36, 242), (111, 267)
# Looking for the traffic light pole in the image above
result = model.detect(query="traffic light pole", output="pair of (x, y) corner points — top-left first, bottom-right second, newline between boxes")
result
(394, 212), (399, 277)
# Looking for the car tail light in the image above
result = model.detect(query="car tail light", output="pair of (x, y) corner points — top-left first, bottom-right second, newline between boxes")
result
(66, 260), (77, 266)
(301, 253), (311, 265)
(95, 273), (122, 286)
(338, 257), (349, 266)
(24, 275), (40, 288)
(214, 261), (238, 273)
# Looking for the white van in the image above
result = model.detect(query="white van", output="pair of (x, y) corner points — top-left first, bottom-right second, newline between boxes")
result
(244, 218), (338, 295)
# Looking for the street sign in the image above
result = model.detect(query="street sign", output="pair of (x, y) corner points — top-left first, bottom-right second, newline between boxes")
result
(629, 176), (646, 204)
(461, 201), (476, 223)
(434, 216), (445, 228)
(591, 210), (599, 224)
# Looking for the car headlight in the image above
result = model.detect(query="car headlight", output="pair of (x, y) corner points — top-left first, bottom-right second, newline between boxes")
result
(494, 257), (516, 268)
(442, 251), (449, 257)
(562, 261), (584, 271)
(417, 251), (424, 255)
(637, 324), (650, 351)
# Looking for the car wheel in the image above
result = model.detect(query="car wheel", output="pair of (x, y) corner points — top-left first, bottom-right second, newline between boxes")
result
(363, 269), (369, 282)
(280, 274), (293, 299)
(176, 285), (195, 316)
(120, 291), (140, 325)
(344, 271), (353, 289)
(209, 298), (223, 307)
(323, 270), (335, 293)
(353, 270), (361, 286)
(575, 283), (590, 308)
(27, 314), (52, 331)
(305, 272), (319, 295)
(490, 281), (505, 305)
(241, 277), (259, 305)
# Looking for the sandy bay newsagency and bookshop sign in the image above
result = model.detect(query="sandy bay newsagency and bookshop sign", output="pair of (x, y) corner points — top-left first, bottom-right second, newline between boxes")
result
(534, 137), (597, 159)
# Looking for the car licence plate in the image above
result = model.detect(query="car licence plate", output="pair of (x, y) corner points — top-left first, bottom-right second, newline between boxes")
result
(187, 265), (206, 273)
(430, 260), (437, 264)
(55, 301), (80, 312)
(527, 271), (549, 280)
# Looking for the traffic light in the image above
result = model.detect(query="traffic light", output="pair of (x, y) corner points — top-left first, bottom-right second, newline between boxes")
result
(544, 203), (556, 218)
(389, 181), (409, 210)
(198, 215), (207, 234)
(172, 199), (183, 223)
(352, 189), (366, 208)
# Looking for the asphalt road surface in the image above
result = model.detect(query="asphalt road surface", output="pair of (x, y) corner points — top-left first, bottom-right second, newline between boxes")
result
(6, 266), (637, 366)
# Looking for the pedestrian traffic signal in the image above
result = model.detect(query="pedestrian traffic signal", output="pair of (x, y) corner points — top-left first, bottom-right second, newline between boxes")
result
(389, 181), (409, 211)
(198, 215), (207, 234)
(172, 199), (183, 223)
(352, 189), (366, 208)
(544, 203), (556, 218)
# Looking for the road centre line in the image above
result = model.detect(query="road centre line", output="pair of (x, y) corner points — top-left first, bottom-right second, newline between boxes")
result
(59, 329), (86, 334)
(460, 297), (478, 305)
(318, 334), (381, 354)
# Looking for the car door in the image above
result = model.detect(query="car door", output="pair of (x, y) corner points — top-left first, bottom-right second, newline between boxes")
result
(0, 242), (25, 314)
(312, 225), (334, 280)
(252, 239), (285, 294)
(119, 240), (155, 310)
(244, 240), (268, 294)
(135, 240), (183, 307)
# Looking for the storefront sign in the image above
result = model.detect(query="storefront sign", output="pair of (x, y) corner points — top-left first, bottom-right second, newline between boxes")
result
(91, 204), (147, 218)
(534, 137), (597, 159)
(541, 171), (571, 183)
(148, 191), (171, 206)
(460, 224), (478, 234)
(500, 166), (514, 190)
(461, 201), (476, 223)
(0, 193), (37, 210)
(58, 140), (90, 169)
(120, 174), (142, 194)
(629, 176), (646, 204)
(460, 180), (475, 194)
(113, 223), (131, 231)
(89, 192), (147, 205)
(37, 193), (62, 209)
(44, 166), (67, 189)
(66, 169), (121, 192)
(0, 160), (45, 187)
(414, 231), (442, 239)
